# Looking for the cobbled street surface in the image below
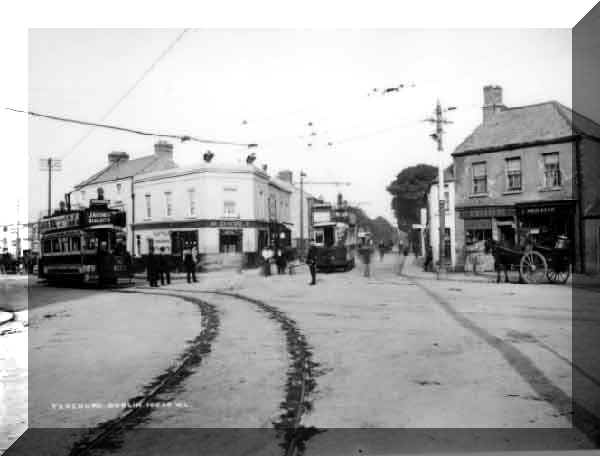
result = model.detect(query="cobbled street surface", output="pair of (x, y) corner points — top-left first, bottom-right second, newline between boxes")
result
(2, 252), (600, 455)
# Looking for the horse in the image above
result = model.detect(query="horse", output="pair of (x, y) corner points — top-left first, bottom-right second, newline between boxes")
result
(486, 239), (525, 284)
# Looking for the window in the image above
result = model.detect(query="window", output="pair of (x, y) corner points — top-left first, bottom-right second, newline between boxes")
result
(543, 152), (561, 187)
(224, 200), (237, 218)
(472, 162), (487, 194)
(116, 183), (122, 194)
(81, 190), (86, 201)
(188, 189), (196, 217)
(444, 191), (450, 212)
(71, 236), (81, 251)
(164, 191), (173, 217)
(145, 194), (152, 219)
(506, 157), (522, 191)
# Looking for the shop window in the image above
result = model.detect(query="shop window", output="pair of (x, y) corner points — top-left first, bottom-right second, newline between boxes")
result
(164, 191), (173, 217)
(188, 189), (196, 217)
(51, 238), (60, 252)
(466, 229), (492, 245)
(224, 200), (237, 218)
(71, 236), (81, 251)
(145, 194), (152, 219)
(506, 157), (522, 191)
(472, 162), (487, 194)
(543, 153), (561, 187)
(43, 240), (51, 253)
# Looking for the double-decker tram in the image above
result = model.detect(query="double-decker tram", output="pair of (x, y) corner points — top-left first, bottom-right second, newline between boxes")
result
(38, 198), (130, 285)
(310, 195), (357, 272)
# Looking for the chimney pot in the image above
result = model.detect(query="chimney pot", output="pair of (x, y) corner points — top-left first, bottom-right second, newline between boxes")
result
(277, 170), (293, 183)
(108, 151), (130, 165)
(483, 85), (505, 123)
(154, 141), (174, 161)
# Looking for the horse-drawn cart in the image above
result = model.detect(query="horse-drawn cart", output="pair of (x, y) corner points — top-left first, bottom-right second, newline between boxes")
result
(489, 235), (571, 284)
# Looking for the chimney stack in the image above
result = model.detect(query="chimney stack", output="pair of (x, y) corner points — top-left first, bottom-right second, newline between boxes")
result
(154, 140), (174, 161)
(482, 85), (505, 123)
(277, 170), (293, 183)
(108, 151), (130, 165)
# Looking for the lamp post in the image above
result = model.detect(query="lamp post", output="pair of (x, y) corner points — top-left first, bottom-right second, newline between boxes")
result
(299, 170), (306, 257)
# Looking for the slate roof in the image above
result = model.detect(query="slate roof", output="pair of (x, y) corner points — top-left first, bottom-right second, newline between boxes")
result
(75, 155), (177, 188)
(453, 101), (600, 156)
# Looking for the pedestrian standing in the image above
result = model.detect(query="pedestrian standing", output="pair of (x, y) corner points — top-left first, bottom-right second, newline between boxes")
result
(261, 245), (273, 277)
(276, 247), (287, 274)
(147, 246), (160, 287)
(159, 246), (171, 285)
(361, 240), (373, 277)
(378, 241), (385, 261)
(306, 243), (318, 285)
(183, 244), (198, 283)
(423, 244), (433, 272)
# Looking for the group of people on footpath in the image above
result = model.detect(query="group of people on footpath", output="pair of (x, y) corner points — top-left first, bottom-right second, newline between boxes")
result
(146, 243), (198, 287)
(260, 245), (291, 277)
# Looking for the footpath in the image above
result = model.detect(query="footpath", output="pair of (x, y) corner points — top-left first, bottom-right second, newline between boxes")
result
(400, 254), (600, 291)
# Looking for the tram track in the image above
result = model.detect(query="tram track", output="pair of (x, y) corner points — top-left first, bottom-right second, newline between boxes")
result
(66, 286), (321, 456)
(67, 290), (220, 456)
(162, 288), (323, 456)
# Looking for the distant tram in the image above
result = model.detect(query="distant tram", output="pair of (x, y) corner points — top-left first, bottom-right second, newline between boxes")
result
(310, 196), (357, 272)
(38, 197), (130, 285)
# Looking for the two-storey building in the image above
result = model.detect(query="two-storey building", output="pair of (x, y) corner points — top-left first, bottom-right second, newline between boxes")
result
(453, 85), (600, 273)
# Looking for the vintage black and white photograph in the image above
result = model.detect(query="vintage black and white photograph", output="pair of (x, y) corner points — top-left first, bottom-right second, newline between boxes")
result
(2, 2), (600, 455)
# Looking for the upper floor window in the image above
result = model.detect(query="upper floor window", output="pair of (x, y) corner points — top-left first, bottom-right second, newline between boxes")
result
(506, 157), (522, 191)
(224, 200), (237, 218)
(472, 162), (487, 194)
(164, 191), (173, 217)
(543, 152), (561, 188)
(145, 194), (152, 219)
(444, 191), (450, 212)
(116, 183), (122, 194)
(188, 189), (196, 217)
(80, 190), (86, 201)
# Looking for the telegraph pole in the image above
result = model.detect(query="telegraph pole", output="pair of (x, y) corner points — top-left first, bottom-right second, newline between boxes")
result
(40, 157), (61, 217)
(424, 100), (455, 277)
(299, 170), (306, 256)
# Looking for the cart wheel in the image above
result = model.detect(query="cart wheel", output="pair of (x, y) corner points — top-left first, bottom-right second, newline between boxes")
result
(547, 266), (570, 284)
(519, 251), (548, 284)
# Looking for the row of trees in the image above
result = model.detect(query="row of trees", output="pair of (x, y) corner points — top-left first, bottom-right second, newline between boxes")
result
(347, 206), (400, 245)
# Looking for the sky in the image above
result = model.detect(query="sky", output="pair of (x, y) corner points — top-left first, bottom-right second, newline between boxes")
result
(10, 28), (574, 225)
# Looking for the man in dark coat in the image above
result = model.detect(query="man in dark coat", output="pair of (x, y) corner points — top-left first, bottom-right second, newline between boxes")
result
(183, 244), (197, 284)
(423, 245), (433, 272)
(147, 246), (160, 287)
(306, 243), (318, 285)
(158, 247), (171, 285)
(97, 241), (113, 288)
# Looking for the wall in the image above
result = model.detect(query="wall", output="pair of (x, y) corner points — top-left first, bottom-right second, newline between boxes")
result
(454, 141), (575, 209)
(427, 181), (456, 267)
(579, 137), (600, 273)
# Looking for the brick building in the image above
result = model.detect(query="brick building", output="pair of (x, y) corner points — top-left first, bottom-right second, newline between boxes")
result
(453, 85), (600, 273)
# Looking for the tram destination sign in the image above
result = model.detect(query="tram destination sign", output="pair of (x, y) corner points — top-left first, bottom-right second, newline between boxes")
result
(85, 210), (114, 226)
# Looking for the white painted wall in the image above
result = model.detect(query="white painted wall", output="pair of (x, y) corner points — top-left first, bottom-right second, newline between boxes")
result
(427, 181), (456, 267)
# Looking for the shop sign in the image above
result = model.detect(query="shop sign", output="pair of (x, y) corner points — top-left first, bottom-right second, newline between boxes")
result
(464, 218), (492, 230)
(209, 220), (253, 229)
(459, 206), (514, 219)
(518, 206), (557, 216)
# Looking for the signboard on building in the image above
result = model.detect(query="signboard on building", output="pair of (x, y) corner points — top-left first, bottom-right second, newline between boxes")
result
(458, 206), (515, 219)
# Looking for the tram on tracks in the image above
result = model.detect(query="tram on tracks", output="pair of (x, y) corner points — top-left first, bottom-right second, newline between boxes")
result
(38, 197), (131, 285)
(310, 196), (357, 272)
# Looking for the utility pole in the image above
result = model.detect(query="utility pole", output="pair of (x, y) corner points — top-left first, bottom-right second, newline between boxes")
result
(16, 201), (21, 259)
(40, 157), (62, 217)
(299, 171), (306, 257)
(424, 100), (456, 277)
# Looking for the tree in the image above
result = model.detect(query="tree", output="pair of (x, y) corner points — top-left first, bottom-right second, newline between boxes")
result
(347, 207), (399, 244)
(386, 164), (438, 233)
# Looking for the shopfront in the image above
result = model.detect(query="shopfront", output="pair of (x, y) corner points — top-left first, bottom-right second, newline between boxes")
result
(459, 205), (516, 245)
(515, 200), (576, 251)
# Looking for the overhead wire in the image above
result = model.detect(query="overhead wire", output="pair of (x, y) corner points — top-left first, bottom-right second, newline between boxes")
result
(7, 108), (257, 147)
(59, 28), (191, 160)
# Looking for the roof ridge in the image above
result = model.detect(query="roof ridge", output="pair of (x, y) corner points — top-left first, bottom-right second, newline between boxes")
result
(504, 100), (557, 111)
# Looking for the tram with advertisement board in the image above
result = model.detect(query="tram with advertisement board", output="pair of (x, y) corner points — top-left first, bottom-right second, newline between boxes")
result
(310, 195), (357, 272)
(38, 196), (130, 285)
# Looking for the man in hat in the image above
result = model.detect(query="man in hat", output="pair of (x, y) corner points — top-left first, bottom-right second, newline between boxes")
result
(147, 246), (160, 287)
(158, 246), (171, 285)
(183, 243), (197, 283)
(306, 242), (318, 285)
